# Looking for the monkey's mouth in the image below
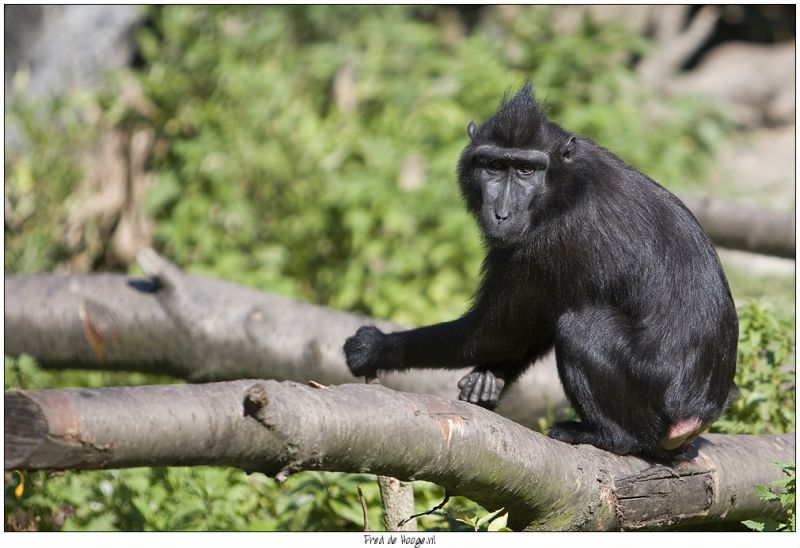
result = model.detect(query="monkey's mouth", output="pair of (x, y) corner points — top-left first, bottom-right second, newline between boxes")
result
(480, 215), (529, 246)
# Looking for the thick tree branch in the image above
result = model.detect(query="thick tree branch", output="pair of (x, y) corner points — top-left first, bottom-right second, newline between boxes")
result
(3, 252), (565, 427)
(4, 381), (793, 531)
(680, 196), (795, 259)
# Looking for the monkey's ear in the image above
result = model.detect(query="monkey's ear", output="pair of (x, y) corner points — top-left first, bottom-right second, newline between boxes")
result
(561, 136), (577, 162)
(467, 121), (478, 142)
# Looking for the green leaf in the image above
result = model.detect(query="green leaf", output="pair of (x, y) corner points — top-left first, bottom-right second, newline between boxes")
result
(754, 484), (780, 502)
(742, 519), (766, 531)
(476, 507), (506, 528)
(448, 509), (479, 530)
(328, 498), (365, 525)
(487, 512), (509, 532)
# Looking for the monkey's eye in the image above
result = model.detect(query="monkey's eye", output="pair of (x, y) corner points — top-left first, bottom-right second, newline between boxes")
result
(487, 160), (505, 171)
(516, 165), (535, 175)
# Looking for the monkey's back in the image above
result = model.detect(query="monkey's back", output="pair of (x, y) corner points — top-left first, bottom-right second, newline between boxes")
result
(548, 147), (738, 421)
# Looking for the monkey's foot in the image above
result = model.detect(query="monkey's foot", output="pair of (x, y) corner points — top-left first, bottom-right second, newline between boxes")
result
(549, 421), (636, 456)
(548, 421), (594, 444)
(457, 369), (505, 409)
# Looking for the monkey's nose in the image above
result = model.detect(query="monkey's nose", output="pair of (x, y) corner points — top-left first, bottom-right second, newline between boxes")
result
(494, 211), (509, 221)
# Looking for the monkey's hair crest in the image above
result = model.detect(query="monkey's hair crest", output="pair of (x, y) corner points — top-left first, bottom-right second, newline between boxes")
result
(475, 82), (559, 150)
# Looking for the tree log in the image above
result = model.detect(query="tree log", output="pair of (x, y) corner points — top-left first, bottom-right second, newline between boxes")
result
(4, 381), (793, 531)
(681, 196), (795, 259)
(3, 250), (566, 428)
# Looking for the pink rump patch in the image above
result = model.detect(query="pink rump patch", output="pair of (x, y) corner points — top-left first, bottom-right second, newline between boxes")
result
(661, 417), (704, 450)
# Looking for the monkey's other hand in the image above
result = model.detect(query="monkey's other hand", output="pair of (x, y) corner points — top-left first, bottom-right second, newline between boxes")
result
(344, 325), (388, 377)
(457, 368), (505, 409)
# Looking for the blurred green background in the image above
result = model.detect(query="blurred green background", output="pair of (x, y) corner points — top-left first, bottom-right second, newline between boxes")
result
(4, 5), (795, 531)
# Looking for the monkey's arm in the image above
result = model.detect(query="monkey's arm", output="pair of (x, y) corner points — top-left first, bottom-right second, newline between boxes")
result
(344, 315), (480, 377)
(343, 313), (535, 409)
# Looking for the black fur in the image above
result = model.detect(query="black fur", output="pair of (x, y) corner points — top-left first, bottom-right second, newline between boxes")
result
(344, 83), (738, 460)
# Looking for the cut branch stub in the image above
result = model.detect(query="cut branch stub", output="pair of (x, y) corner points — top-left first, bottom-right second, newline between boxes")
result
(243, 383), (270, 418)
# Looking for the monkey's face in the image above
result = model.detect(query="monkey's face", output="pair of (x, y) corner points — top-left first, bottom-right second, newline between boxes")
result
(468, 145), (549, 246)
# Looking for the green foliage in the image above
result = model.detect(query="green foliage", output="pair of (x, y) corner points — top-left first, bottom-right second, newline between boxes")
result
(4, 89), (101, 273)
(449, 507), (510, 532)
(5, 467), (383, 531)
(742, 462), (796, 532)
(6, 5), (729, 326)
(410, 483), (510, 532)
(268, 471), (384, 531)
(723, 260), (795, 320)
(5, 354), (176, 392)
(713, 303), (796, 435)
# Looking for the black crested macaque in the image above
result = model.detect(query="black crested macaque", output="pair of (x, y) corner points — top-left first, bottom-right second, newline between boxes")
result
(343, 83), (738, 460)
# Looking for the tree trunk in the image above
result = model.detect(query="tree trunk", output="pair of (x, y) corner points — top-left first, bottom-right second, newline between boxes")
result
(5, 380), (792, 531)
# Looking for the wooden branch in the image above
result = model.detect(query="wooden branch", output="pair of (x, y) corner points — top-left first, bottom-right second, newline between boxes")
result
(681, 196), (795, 259)
(5, 188), (794, 424)
(4, 381), (793, 531)
(3, 250), (566, 428)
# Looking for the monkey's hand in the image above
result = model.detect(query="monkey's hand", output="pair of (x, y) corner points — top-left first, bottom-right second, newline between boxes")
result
(457, 368), (505, 409)
(344, 325), (388, 378)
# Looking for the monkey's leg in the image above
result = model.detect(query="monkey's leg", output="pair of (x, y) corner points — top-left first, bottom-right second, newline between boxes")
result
(549, 307), (649, 456)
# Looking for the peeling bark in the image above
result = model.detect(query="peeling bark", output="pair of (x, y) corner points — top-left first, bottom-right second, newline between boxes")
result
(614, 467), (714, 527)
(4, 381), (793, 531)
